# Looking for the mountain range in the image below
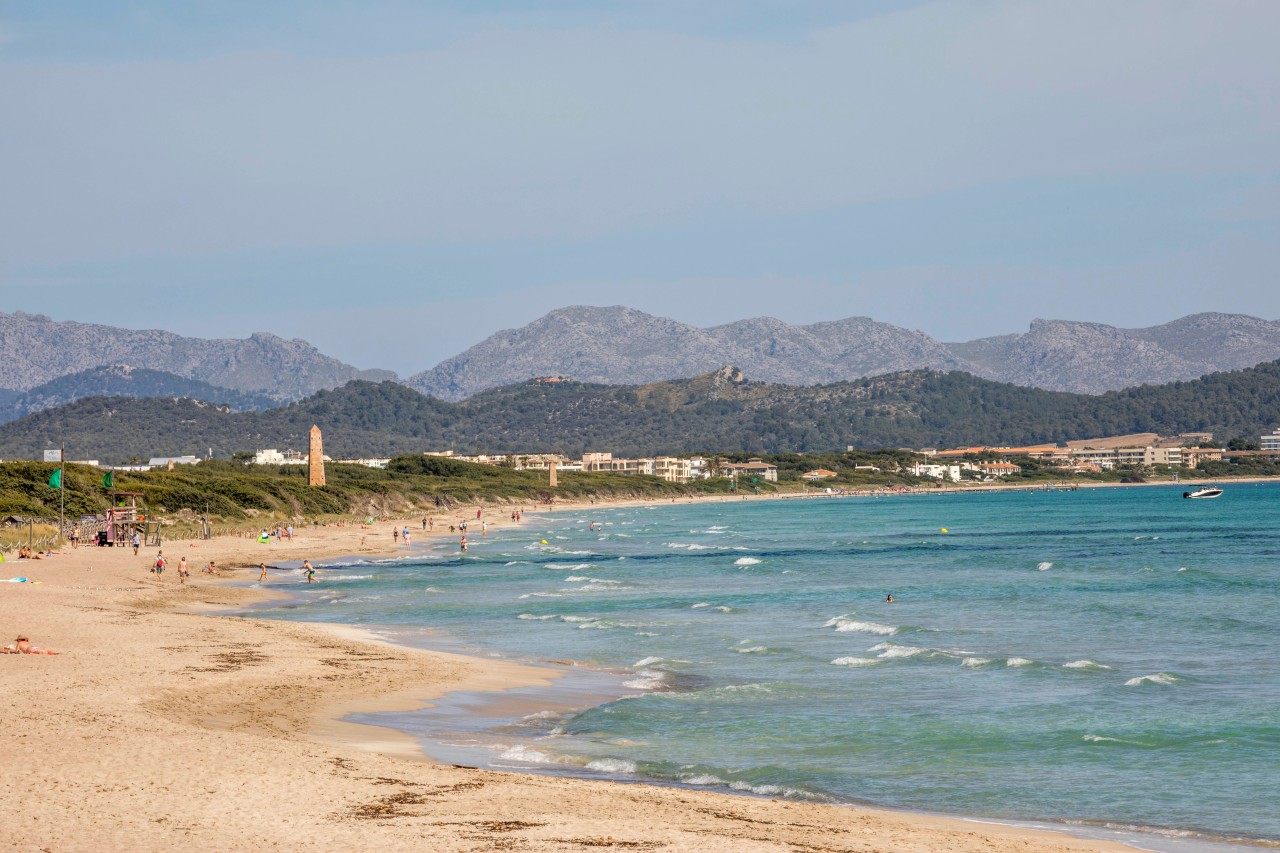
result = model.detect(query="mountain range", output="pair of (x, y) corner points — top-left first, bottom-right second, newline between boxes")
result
(0, 364), (278, 424)
(3, 360), (1279, 465)
(407, 307), (1280, 400)
(0, 311), (395, 401)
(7, 308), (1280, 411)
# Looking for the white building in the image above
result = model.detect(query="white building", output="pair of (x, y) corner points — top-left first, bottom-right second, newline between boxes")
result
(147, 456), (200, 468)
(253, 449), (307, 465)
(1262, 429), (1280, 452)
(910, 463), (960, 482)
(719, 459), (779, 482)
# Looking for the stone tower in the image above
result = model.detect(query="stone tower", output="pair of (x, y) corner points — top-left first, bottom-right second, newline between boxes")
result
(308, 425), (326, 487)
(548, 460), (558, 488)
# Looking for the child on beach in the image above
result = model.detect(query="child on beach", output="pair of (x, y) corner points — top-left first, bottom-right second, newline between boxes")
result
(259, 562), (268, 582)
(178, 556), (189, 584)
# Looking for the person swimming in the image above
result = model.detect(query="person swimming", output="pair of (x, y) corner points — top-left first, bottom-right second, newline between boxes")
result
(885, 594), (894, 603)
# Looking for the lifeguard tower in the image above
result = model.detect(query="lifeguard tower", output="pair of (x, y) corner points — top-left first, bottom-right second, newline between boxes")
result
(104, 491), (159, 546)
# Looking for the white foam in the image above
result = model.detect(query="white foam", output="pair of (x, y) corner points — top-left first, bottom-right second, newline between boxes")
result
(516, 613), (557, 621)
(1125, 672), (1179, 687)
(831, 656), (879, 667)
(623, 669), (667, 690)
(872, 643), (926, 659)
(633, 656), (664, 667)
(499, 744), (558, 764)
(718, 683), (772, 693)
(586, 758), (637, 774)
(561, 615), (596, 623)
(961, 657), (994, 668)
(727, 781), (808, 798)
(546, 563), (593, 571)
(1006, 657), (1035, 667)
(679, 773), (725, 786)
(825, 615), (897, 635)
(517, 592), (565, 599)
(736, 645), (768, 654)
(713, 606), (732, 613)
(1037, 561), (1053, 571)
(1062, 659), (1112, 670)
(1082, 734), (1125, 743)
(734, 557), (762, 566)
(691, 602), (711, 609)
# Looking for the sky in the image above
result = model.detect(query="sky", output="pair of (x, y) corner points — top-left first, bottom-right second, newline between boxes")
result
(2, 0), (1277, 376)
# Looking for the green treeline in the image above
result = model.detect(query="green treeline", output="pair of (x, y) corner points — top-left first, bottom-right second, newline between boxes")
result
(0, 361), (1279, 465)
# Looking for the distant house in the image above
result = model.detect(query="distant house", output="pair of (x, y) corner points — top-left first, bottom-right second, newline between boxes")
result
(1262, 429), (1280, 452)
(147, 456), (200, 469)
(976, 462), (1022, 477)
(253, 449), (307, 465)
(910, 463), (960, 482)
(801, 469), (838, 481)
(720, 459), (778, 482)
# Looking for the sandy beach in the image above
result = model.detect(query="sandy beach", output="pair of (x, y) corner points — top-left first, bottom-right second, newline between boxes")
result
(3, 505), (1149, 852)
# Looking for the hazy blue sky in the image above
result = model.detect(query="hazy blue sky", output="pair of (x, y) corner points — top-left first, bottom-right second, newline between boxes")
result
(2, 1), (1277, 375)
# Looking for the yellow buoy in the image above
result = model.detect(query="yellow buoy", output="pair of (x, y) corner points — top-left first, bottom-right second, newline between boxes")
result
(941, 528), (949, 533)
(541, 540), (548, 545)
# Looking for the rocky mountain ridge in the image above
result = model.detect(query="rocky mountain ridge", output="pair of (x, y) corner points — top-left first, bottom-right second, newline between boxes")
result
(0, 364), (278, 424)
(0, 312), (395, 402)
(408, 307), (1280, 400)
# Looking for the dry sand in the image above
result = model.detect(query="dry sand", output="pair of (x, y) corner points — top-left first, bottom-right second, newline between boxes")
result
(1, 508), (1143, 852)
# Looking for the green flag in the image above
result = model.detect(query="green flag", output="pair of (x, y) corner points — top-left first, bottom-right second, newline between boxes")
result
(102, 471), (114, 489)
(48, 469), (62, 489)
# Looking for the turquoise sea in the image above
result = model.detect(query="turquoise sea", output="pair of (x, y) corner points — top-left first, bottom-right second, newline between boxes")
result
(250, 485), (1280, 851)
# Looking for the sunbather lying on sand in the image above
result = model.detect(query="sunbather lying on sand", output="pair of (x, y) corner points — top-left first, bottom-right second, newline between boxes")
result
(2, 635), (59, 655)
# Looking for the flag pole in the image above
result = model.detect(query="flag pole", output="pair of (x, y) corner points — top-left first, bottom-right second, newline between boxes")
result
(59, 444), (65, 544)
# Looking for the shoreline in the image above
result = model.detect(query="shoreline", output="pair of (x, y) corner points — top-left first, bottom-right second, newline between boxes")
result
(264, 505), (1277, 853)
(6, 488), (1259, 850)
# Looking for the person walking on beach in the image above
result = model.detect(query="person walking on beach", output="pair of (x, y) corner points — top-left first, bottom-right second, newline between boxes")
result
(178, 556), (189, 585)
(460, 535), (468, 552)
(259, 562), (268, 582)
(393, 528), (399, 544)
(302, 560), (315, 583)
(403, 530), (411, 550)
(153, 551), (166, 577)
(70, 525), (80, 549)
(131, 531), (141, 555)
(476, 508), (482, 519)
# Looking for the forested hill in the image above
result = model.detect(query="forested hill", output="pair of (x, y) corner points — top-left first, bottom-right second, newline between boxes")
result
(1, 361), (1279, 465)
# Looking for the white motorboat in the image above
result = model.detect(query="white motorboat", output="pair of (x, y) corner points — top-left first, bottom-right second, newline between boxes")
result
(1182, 486), (1223, 499)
